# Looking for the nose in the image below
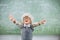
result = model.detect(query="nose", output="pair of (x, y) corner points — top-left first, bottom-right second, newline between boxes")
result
(25, 19), (28, 21)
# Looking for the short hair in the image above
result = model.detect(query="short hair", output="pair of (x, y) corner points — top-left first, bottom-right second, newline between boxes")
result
(21, 13), (33, 24)
(21, 13), (34, 21)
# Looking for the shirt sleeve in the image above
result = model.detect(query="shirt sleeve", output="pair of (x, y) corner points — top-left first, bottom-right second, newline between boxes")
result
(32, 22), (41, 27)
(15, 21), (23, 29)
(15, 21), (21, 25)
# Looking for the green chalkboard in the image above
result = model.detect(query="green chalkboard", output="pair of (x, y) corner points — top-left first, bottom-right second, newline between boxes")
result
(0, 0), (60, 35)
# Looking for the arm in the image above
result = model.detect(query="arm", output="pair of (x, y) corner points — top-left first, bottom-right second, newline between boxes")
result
(32, 20), (46, 27)
(9, 15), (21, 25)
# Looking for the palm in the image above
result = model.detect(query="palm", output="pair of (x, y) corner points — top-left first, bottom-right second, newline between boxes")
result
(41, 20), (46, 24)
(9, 15), (15, 21)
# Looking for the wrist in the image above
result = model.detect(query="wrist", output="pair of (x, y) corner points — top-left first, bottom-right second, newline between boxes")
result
(38, 22), (41, 25)
(12, 19), (16, 23)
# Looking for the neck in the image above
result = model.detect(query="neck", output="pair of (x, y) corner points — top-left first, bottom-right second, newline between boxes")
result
(24, 23), (30, 25)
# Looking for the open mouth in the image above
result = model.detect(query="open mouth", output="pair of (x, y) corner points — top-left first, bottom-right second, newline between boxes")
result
(25, 20), (28, 22)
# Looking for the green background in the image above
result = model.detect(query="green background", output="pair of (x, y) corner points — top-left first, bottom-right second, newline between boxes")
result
(0, 0), (60, 35)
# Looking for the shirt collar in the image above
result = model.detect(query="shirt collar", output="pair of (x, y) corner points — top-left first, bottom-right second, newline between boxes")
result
(24, 24), (30, 27)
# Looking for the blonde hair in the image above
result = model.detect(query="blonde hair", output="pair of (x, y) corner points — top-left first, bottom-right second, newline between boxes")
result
(21, 13), (34, 24)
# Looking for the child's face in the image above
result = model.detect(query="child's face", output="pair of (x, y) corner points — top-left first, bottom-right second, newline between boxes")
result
(23, 16), (31, 25)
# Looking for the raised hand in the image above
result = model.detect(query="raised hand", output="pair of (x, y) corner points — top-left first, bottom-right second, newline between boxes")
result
(9, 15), (16, 23)
(40, 20), (46, 24)
(9, 15), (14, 21)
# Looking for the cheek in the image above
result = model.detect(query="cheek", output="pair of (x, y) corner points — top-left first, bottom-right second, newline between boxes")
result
(29, 20), (30, 22)
(29, 20), (31, 23)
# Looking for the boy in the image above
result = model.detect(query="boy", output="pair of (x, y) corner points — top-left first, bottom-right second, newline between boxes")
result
(9, 14), (46, 40)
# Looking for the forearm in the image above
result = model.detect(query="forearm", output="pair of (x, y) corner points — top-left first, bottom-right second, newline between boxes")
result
(33, 22), (41, 27)
(9, 15), (21, 25)
(12, 20), (21, 25)
(12, 20), (16, 24)
(33, 20), (46, 27)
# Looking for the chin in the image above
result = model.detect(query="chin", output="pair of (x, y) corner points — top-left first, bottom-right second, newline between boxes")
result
(24, 22), (30, 24)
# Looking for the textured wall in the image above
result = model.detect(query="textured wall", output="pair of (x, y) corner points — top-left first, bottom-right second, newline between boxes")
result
(0, 0), (60, 35)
